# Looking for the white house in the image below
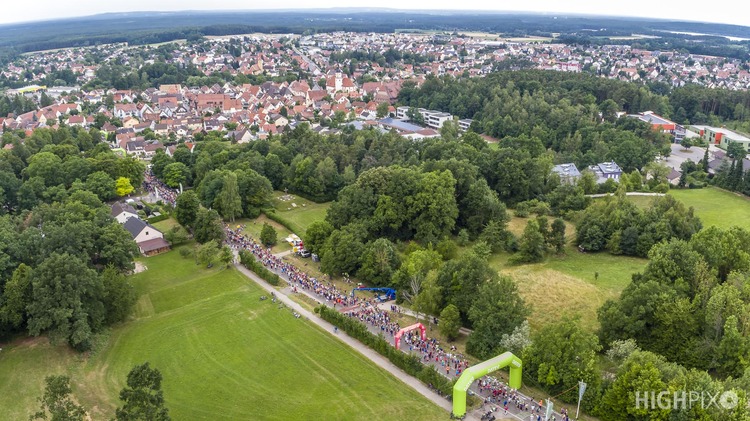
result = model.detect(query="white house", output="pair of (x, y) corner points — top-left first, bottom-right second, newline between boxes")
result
(123, 217), (164, 244)
(111, 202), (139, 224)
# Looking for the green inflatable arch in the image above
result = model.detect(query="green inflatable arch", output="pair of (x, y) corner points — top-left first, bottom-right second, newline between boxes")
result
(452, 352), (522, 418)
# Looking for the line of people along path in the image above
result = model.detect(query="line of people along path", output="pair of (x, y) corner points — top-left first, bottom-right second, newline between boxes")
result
(141, 174), (571, 421)
(224, 224), (572, 421)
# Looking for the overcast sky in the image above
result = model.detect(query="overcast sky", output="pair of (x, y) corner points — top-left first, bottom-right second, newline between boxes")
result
(1, 1), (749, 27)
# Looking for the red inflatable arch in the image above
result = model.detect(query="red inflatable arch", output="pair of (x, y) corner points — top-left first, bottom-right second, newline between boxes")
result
(394, 323), (426, 350)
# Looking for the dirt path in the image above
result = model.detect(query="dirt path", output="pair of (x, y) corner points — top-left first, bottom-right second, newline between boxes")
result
(273, 250), (294, 258)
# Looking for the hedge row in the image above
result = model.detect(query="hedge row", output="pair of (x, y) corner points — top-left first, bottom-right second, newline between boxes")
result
(263, 210), (303, 235)
(147, 214), (170, 224)
(317, 305), (454, 396)
(238, 250), (281, 286)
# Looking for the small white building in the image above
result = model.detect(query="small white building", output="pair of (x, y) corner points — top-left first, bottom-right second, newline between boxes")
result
(124, 217), (164, 244)
(111, 202), (139, 224)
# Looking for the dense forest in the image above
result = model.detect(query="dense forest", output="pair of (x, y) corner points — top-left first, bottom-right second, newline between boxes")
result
(0, 127), (147, 350)
(0, 11), (748, 55)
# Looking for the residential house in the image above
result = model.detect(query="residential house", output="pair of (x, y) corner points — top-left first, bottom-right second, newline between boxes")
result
(123, 217), (170, 256)
(111, 202), (139, 224)
(588, 162), (622, 184)
(552, 163), (582, 185)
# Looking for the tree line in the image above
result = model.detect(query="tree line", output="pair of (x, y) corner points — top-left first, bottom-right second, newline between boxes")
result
(0, 127), (144, 350)
(576, 192), (702, 257)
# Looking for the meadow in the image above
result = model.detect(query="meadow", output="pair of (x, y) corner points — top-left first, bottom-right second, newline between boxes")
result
(0, 248), (445, 420)
(669, 187), (750, 230)
(268, 191), (332, 234)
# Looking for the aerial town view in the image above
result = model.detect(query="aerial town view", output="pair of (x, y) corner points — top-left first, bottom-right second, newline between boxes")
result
(1, 1), (750, 420)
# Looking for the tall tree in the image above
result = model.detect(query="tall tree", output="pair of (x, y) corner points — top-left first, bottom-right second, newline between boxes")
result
(193, 208), (225, 244)
(514, 219), (546, 263)
(376, 102), (390, 118)
(467, 276), (530, 359)
(320, 224), (366, 276)
(439, 304), (461, 341)
(216, 172), (242, 222)
(303, 221), (334, 255)
(84, 171), (116, 202)
(115, 177), (134, 197)
(1, 263), (32, 330)
(163, 163), (189, 189)
(115, 363), (170, 421)
(26, 253), (103, 350)
(718, 315), (749, 378)
(435, 252), (494, 324)
(259, 223), (277, 247)
(357, 238), (400, 287)
(550, 218), (567, 253)
(175, 191), (200, 228)
(100, 265), (136, 325)
(196, 240), (220, 268)
(523, 317), (601, 401)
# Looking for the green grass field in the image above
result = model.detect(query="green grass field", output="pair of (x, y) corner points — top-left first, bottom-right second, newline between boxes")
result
(270, 191), (331, 235)
(669, 187), (750, 230)
(0, 249), (445, 420)
(236, 215), (294, 253)
(490, 217), (647, 331)
(151, 217), (179, 232)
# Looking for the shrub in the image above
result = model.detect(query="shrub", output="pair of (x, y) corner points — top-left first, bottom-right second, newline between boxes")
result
(317, 306), (454, 395)
(263, 210), (301, 234)
(238, 250), (280, 286)
(147, 214), (170, 224)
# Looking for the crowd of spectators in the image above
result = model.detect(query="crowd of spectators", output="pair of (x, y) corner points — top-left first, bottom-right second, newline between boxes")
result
(142, 179), (566, 421)
(142, 169), (178, 206)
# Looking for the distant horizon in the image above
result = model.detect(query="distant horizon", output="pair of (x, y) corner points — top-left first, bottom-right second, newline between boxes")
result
(1, 3), (749, 28)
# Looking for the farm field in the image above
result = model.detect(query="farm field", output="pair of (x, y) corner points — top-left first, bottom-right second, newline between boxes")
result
(0, 249), (445, 421)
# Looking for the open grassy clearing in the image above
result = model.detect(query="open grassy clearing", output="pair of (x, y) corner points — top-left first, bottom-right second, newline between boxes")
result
(669, 187), (750, 230)
(624, 194), (656, 209)
(235, 215), (293, 253)
(269, 191), (332, 235)
(489, 244), (646, 331)
(593, 194), (656, 209)
(0, 249), (446, 420)
(491, 216), (647, 330)
(151, 217), (179, 232)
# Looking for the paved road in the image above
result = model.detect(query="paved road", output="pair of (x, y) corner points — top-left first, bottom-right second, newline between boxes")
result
(291, 45), (321, 75)
(273, 250), (294, 258)
(233, 262), (468, 419)
(232, 248), (570, 421)
(283, 283), (561, 421)
(586, 192), (665, 198)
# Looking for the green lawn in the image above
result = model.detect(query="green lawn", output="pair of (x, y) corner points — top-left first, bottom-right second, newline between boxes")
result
(489, 217), (647, 331)
(151, 217), (179, 232)
(0, 249), (445, 421)
(669, 187), (750, 230)
(236, 216), (293, 253)
(269, 191), (331, 234)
